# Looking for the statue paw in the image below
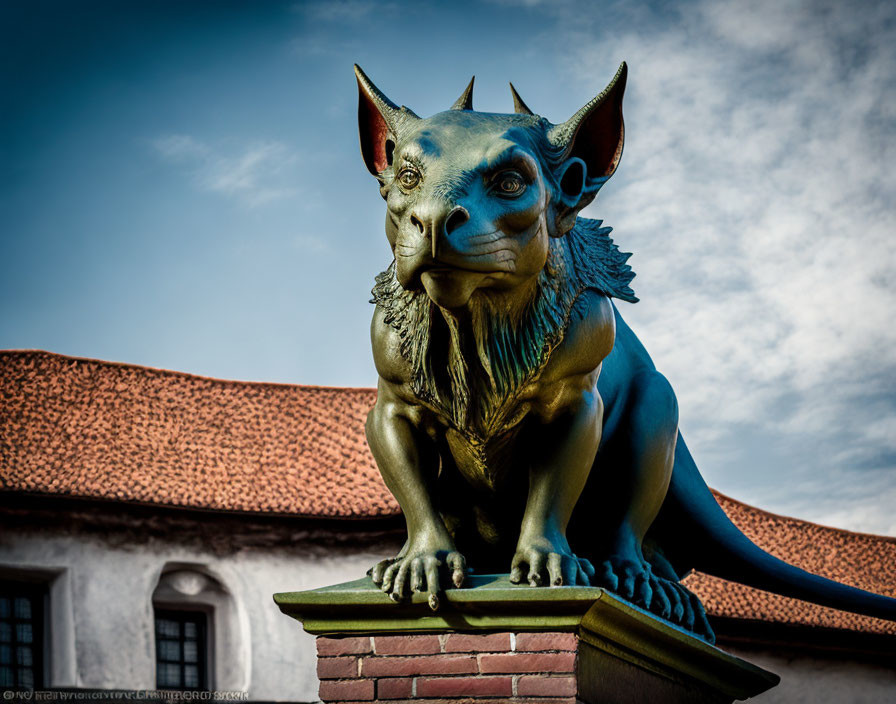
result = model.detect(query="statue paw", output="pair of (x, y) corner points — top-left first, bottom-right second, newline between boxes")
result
(592, 557), (715, 642)
(369, 550), (467, 607)
(509, 546), (596, 587)
(649, 576), (715, 642)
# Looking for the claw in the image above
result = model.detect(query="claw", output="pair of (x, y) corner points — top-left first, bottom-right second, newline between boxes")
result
(635, 573), (653, 608)
(381, 569), (396, 593)
(651, 577), (672, 619)
(575, 564), (589, 586)
(596, 560), (619, 591)
(371, 558), (394, 586)
(672, 600), (685, 622)
(410, 558), (424, 592)
(620, 564), (637, 598)
(548, 553), (564, 586)
(448, 551), (466, 588)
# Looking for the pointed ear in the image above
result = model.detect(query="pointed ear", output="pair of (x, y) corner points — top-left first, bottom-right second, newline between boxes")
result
(548, 62), (627, 184)
(354, 64), (417, 178)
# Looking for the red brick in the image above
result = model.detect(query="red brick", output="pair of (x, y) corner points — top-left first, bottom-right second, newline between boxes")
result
(317, 636), (372, 656)
(416, 675), (513, 697)
(318, 678), (374, 702)
(374, 634), (442, 655)
(361, 654), (477, 677)
(444, 632), (512, 653)
(316, 656), (357, 679)
(514, 632), (577, 652)
(517, 675), (578, 696)
(376, 677), (414, 699)
(479, 651), (576, 674)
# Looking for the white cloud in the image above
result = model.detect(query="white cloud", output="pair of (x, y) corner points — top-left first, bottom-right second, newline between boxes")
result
(545, 0), (896, 533)
(151, 135), (298, 207)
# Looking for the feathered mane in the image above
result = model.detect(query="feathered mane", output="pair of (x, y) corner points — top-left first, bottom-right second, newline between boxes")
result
(371, 218), (637, 442)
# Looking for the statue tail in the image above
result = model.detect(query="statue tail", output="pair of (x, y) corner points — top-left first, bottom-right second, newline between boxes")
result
(659, 433), (896, 622)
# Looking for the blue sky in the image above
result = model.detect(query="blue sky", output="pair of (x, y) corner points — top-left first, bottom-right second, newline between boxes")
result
(2, 0), (895, 535)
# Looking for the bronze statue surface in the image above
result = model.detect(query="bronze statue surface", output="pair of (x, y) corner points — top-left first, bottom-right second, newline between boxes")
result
(355, 63), (896, 642)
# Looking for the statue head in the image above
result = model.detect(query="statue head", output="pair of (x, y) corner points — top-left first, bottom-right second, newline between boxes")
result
(355, 63), (627, 310)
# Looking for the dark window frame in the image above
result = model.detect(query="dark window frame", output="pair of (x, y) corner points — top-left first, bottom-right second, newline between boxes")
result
(153, 608), (209, 691)
(0, 579), (47, 690)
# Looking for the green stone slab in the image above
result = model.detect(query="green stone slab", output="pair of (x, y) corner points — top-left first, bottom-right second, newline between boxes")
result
(274, 574), (601, 633)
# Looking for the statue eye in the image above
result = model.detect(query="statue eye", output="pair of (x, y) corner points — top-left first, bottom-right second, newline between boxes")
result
(397, 167), (421, 190)
(494, 170), (526, 196)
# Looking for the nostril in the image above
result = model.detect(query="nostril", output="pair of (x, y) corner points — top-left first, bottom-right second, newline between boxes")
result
(410, 213), (425, 234)
(445, 206), (469, 236)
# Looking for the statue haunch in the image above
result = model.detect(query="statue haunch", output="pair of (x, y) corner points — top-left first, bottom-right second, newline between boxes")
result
(355, 63), (896, 642)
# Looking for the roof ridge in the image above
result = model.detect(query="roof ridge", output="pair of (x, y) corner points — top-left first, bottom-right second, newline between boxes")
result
(0, 349), (377, 394)
(712, 489), (896, 544)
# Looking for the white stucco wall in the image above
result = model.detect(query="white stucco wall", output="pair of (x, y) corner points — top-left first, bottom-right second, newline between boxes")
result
(0, 527), (394, 702)
(724, 645), (896, 703)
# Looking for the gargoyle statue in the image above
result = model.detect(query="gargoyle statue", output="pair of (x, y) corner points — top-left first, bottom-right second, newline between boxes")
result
(356, 63), (896, 641)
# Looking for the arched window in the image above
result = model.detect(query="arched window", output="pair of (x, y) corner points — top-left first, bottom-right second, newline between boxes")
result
(151, 565), (248, 692)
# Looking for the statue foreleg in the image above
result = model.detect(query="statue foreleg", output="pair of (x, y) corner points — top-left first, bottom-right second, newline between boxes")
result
(510, 387), (603, 587)
(366, 381), (466, 606)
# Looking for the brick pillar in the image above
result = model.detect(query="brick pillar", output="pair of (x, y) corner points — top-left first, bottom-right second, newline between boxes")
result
(317, 631), (579, 703)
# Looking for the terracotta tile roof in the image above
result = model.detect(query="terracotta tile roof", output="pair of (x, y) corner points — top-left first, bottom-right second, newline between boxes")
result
(685, 493), (896, 636)
(1, 350), (893, 635)
(0, 350), (396, 518)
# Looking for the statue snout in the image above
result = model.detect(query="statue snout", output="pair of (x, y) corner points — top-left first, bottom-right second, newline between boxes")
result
(409, 202), (470, 258)
(393, 196), (521, 294)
